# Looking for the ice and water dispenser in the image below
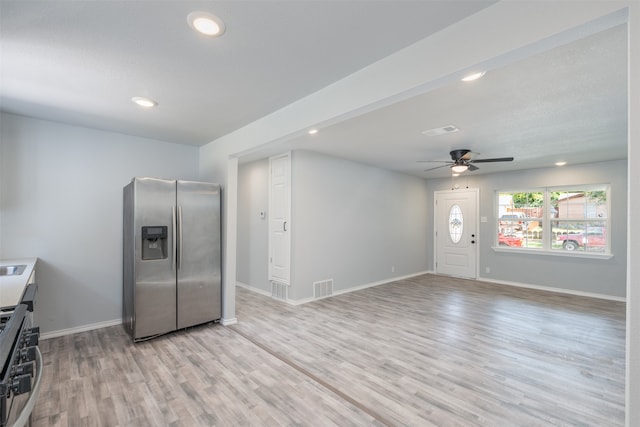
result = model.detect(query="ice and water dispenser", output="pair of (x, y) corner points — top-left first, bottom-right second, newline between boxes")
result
(141, 226), (168, 260)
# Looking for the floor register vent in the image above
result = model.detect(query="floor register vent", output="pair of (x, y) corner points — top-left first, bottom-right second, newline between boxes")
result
(314, 279), (334, 299)
(271, 281), (288, 301)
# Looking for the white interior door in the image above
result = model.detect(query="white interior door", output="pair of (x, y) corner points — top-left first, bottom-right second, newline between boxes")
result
(434, 188), (478, 279)
(269, 153), (291, 285)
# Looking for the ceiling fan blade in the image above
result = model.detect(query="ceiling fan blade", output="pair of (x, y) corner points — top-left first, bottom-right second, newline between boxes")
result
(423, 164), (451, 172)
(419, 150), (512, 173)
(470, 157), (514, 163)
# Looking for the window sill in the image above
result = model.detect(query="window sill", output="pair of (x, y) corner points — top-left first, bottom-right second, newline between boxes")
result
(491, 246), (614, 260)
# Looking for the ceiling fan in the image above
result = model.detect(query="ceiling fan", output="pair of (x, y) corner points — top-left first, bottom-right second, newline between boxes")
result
(418, 149), (514, 173)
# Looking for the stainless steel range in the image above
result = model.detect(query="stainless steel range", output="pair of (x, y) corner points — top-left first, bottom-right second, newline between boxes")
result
(0, 283), (41, 427)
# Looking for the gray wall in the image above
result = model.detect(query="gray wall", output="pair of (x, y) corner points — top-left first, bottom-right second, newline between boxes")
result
(237, 158), (270, 292)
(236, 151), (431, 301)
(290, 150), (430, 300)
(426, 159), (627, 298)
(0, 113), (199, 334)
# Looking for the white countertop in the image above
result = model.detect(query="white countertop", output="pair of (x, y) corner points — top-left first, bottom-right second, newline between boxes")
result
(0, 258), (38, 310)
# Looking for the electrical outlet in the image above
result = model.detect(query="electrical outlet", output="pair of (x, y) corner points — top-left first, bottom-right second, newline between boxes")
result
(485, 267), (491, 274)
(391, 265), (395, 273)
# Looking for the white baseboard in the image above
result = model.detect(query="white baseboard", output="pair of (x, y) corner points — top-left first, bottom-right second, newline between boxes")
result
(236, 281), (271, 297)
(40, 318), (123, 340)
(331, 271), (430, 299)
(221, 317), (238, 326)
(237, 271), (430, 306)
(429, 269), (623, 301)
(477, 276), (626, 302)
(288, 297), (315, 305)
(41, 314), (239, 339)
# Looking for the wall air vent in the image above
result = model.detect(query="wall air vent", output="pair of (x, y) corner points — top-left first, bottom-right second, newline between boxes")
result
(313, 279), (334, 299)
(271, 281), (288, 301)
(421, 124), (459, 137)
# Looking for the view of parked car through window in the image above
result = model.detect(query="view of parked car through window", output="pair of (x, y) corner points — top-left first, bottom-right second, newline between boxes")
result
(554, 226), (606, 252)
(498, 232), (522, 247)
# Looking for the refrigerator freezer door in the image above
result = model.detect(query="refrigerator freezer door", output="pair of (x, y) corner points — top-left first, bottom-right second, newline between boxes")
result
(132, 177), (177, 339)
(176, 181), (222, 328)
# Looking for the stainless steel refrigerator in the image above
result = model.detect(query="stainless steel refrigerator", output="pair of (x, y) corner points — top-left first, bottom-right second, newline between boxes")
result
(123, 177), (221, 341)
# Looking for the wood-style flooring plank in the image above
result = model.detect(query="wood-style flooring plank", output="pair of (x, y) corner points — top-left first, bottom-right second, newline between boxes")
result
(231, 274), (625, 426)
(32, 274), (625, 426)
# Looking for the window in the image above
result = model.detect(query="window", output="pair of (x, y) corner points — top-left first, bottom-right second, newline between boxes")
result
(496, 185), (610, 255)
(448, 204), (463, 243)
(552, 189), (608, 253)
(498, 192), (543, 249)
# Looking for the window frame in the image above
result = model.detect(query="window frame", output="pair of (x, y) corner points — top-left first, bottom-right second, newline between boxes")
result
(493, 184), (612, 259)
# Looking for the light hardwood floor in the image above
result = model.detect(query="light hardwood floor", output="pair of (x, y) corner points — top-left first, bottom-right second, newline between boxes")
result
(33, 274), (625, 426)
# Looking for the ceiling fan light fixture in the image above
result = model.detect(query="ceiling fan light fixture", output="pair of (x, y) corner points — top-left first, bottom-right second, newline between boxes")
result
(461, 71), (486, 82)
(188, 12), (226, 37)
(451, 164), (469, 173)
(555, 161), (567, 166)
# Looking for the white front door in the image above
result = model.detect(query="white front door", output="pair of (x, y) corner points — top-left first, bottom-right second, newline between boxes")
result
(269, 153), (291, 285)
(434, 189), (478, 279)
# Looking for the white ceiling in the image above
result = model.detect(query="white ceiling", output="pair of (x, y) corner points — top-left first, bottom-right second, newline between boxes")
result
(0, 1), (495, 144)
(263, 21), (629, 178)
(0, 1), (628, 179)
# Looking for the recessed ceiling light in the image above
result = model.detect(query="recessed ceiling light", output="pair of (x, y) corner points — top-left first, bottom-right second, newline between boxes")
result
(188, 11), (226, 37)
(308, 128), (319, 135)
(555, 161), (567, 166)
(461, 71), (486, 82)
(131, 97), (157, 108)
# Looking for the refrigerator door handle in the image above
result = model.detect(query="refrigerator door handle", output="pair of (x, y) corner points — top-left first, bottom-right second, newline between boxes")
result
(178, 205), (183, 271)
(172, 205), (177, 271)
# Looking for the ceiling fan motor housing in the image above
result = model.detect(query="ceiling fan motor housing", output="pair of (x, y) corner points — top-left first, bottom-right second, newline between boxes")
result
(450, 149), (472, 161)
